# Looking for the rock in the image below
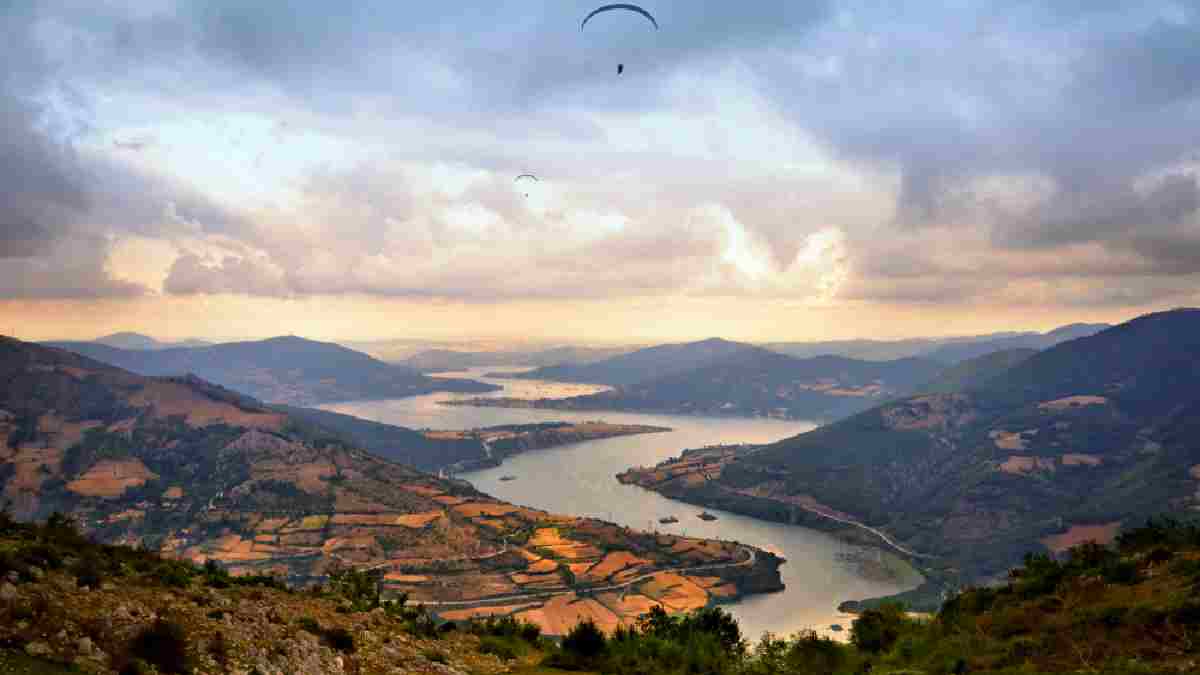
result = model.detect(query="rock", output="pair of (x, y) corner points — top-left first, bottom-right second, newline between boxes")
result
(24, 641), (52, 657)
(0, 582), (17, 601)
(77, 636), (96, 656)
(27, 566), (45, 581)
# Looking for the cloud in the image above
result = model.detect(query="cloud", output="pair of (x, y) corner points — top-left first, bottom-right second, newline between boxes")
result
(7, 0), (1200, 314)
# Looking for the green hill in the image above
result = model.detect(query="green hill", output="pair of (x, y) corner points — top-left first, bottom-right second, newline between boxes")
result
(917, 348), (1038, 394)
(619, 309), (1200, 593)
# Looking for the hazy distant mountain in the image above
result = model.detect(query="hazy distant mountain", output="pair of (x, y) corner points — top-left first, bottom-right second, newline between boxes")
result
(508, 337), (759, 386)
(456, 344), (946, 421)
(626, 309), (1200, 587)
(401, 345), (634, 372)
(762, 333), (1031, 361)
(567, 347), (946, 419)
(920, 322), (1110, 363)
(45, 335), (498, 405)
(761, 324), (1109, 362)
(92, 331), (212, 350)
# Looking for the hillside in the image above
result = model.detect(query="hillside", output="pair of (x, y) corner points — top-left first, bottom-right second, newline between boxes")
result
(506, 338), (757, 386)
(401, 346), (633, 373)
(451, 348), (944, 421)
(616, 309), (1200, 595)
(916, 348), (1038, 394)
(0, 337), (781, 638)
(762, 332), (1031, 362)
(278, 406), (667, 474)
(44, 336), (498, 405)
(4, 515), (1199, 674)
(921, 322), (1110, 364)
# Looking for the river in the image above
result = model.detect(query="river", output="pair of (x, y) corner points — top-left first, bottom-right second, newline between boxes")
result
(322, 367), (922, 641)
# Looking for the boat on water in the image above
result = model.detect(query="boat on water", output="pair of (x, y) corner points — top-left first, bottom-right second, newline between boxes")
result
(658, 516), (678, 524)
(697, 511), (718, 521)
(499, 475), (518, 482)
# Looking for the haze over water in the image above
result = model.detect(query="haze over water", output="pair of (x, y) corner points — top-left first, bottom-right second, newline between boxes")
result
(324, 367), (922, 640)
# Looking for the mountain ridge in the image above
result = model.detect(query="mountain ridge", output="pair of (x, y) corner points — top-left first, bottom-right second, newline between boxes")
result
(44, 336), (498, 406)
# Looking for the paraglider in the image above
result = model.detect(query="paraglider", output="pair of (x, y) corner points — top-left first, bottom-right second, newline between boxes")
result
(514, 174), (539, 197)
(580, 4), (659, 31)
(581, 4), (658, 76)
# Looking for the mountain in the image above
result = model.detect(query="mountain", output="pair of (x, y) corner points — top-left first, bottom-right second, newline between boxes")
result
(916, 348), (1039, 394)
(0, 336), (781, 636)
(43, 336), (498, 405)
(920, 322), (1110, 364)
(272, 405), (487, 472)
(617, 309), (1200, 595)
(450, 347), (945, 421)
(762, 323), (1109, 363)
(507, 338), (760, 386)
(279, 406), (667, 473)
(400, 345), (633, 372)
(762, 333), (1031, 362)
(92, 332), (213, 350)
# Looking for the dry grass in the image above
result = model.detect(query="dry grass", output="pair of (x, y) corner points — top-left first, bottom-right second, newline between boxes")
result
(999, 455), (1055, 475)
(1041, 522), (1122, 553)
(128, 381), (285, 429)
(582, 551), (650, 583)
(1038, 395), (1108, 410)
(66, 458), (158, 497)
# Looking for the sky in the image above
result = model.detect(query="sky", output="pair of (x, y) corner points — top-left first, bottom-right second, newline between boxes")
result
(3, 1), (1200, 344)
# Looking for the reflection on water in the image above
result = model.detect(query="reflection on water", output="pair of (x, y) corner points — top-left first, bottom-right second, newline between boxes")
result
(324, 367), (921, 641)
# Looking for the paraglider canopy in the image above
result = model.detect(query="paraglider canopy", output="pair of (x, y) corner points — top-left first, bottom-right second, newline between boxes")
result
(581, 5), (658, 76)
(580, 4), (660, 31)
(514, 174), (539, 197)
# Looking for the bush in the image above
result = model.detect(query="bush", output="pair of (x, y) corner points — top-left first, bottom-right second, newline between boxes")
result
(323, 626), (355, 653)
(127, 619), (192, 674)
(851, 602), (908, 654)
(296, 616), (321, 635)
(423, 649), (449, 664)
(478, 635), (524, 661)
(561, 619), (607, 660)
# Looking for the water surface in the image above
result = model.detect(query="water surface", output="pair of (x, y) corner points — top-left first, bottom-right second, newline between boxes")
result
(324, 367), (921, 640)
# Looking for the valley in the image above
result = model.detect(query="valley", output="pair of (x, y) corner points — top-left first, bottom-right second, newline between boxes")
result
(0, 338), (783, 639)
(328, 368), (924, 641)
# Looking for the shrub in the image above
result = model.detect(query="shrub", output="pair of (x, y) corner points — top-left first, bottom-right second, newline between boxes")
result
(423, 649), (449, 664)
(296, 616), (321, 635)
(561, 619), (607, 660)
(851, 602), (908, 654)
(323, 626), (355, 653)
(479, 635), (524, 661)
(127, 619), (192, 674)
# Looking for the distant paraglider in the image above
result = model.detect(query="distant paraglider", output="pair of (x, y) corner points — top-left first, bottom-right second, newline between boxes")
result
(580, 4), (660, 31)
(581, 4), (658, 76)
(514, 173), (539, 197)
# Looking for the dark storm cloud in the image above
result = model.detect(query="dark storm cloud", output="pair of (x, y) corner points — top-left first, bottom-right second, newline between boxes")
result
(0, 2), (253, 296)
